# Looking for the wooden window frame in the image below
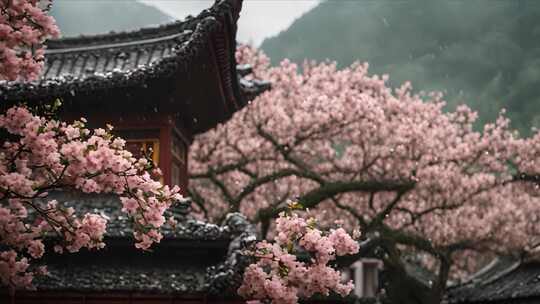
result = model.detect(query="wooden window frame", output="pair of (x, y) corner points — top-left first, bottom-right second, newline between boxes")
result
(125, 138), (160, 165)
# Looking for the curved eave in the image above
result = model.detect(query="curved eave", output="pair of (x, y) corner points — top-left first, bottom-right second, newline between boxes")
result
(185, 0), (245, 134)
(0, 0), (246, 136)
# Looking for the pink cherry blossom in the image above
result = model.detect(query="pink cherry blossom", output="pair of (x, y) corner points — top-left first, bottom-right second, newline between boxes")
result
(0, 106), (183, 290)
(238, 209), (359, 304)
(0, 0), (60, 81)
(27, 240), (44, 259)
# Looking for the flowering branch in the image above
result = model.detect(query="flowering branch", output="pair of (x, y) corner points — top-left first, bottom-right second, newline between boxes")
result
(238, 203), (359, 304)
(0, 106), (182, 290)
(0, 0), (60, 81)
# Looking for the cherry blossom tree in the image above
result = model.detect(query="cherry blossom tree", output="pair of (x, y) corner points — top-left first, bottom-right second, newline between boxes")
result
(190, 46), (540, 304)
(0, 0), (59, 81)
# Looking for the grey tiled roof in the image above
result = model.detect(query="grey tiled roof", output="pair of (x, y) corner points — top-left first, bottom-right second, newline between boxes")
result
(39, 32), (269, 101)
(0, 0), (269, 116)
(0, 6), (222, 101)
(39, 191), (233, 240)
(35, 262), (204, 294)
(447, 259), (540, 303)
(42, 30), (193, 79)
(28, 192), (257, 295)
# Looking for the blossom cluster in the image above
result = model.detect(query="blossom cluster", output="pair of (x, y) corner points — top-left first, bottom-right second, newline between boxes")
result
(238, 208), (359, 304)
(0, 0), (60, 81)
(0, 106), (182, 290)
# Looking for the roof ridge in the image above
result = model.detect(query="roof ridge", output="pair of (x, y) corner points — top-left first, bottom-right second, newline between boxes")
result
(45, 30), (192, 55)
(46, 0), (239, 49)
(448, 258), (522, 292)
(473, 259), (522, 286)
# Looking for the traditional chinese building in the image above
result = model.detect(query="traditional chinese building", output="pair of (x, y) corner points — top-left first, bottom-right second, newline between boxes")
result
(0, 0), (386, 302)
(0, 0), (269, 193)
(0, 0), (272, 303)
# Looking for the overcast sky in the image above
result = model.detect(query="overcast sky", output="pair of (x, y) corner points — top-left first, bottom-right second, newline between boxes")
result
(140, 0), (320, 46)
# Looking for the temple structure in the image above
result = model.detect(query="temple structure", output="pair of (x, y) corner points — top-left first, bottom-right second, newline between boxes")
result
(1, 0), (533, 299)
(0, 0), (271, 303)
(0, 0), (269, 192)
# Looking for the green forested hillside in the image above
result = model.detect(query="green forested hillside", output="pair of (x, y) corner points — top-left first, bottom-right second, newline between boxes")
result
(50, 0), (172, 37)
(261, 0), (540, 135)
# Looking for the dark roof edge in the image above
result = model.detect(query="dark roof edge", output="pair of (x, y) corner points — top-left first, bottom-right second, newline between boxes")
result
(209, 0), (245, 116)
(226, 0), (245, 111)
(205, 212), (258, 295)
(467, 258), (521, 287)
(0, 0), (244, 108)
(46, 0), (241, 49)
(0, 17), (211, 102)
(447, 257), (522, 292)
(99, 237), (232, 248)
(5, 292), (245, 300)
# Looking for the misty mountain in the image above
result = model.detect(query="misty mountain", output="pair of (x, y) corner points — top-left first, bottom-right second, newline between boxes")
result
(261, 0), (540, 135)
(50, 0), (173, 37)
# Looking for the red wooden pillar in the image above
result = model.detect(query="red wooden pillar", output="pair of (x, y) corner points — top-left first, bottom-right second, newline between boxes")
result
(159, 124), (172, 186)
